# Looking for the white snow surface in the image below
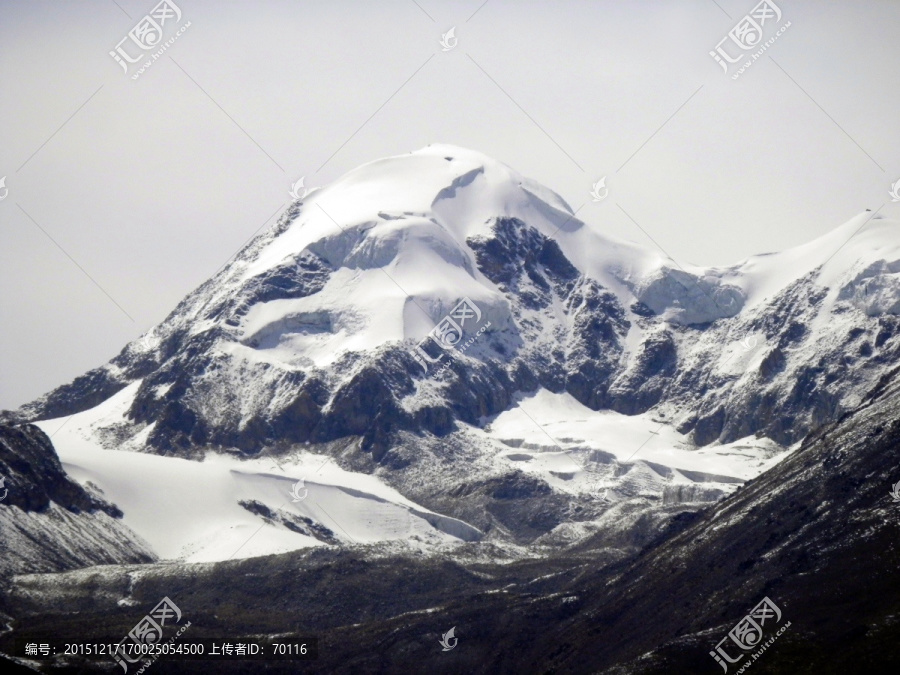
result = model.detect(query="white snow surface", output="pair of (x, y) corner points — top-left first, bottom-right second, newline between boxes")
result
(483, 389), (790, 502)
(233, 147), (896, 365)
(36, 382), (481, 563)
(726, 210), (900, 307)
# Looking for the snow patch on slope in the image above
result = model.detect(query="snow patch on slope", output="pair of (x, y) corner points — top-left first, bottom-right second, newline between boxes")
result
(483, 389), (789, 502)
(37, 394), (483, 563)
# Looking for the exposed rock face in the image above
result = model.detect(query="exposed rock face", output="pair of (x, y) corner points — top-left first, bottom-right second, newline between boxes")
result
(0, 424), (155, 578)
(0, 425), (123, 517)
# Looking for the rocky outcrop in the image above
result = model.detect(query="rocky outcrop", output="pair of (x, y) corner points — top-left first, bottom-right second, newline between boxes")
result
(0, 424), (155, 578)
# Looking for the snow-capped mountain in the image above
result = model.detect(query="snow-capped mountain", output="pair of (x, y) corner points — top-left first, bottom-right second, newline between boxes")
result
(13, 145), (900, 560)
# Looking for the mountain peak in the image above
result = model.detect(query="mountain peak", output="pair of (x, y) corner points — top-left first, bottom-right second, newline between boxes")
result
(19, 150), (900, 461)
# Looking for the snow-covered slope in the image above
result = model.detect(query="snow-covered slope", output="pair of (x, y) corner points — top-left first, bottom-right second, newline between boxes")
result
(0, 424), (154, 578)
(485, 388), (785, 489)
(35, 386), (481, 563)
(14, 145), (900, 552)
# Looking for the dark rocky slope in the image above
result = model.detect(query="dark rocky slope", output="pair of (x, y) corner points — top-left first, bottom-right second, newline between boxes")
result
(0, 424), (155, 580)
(300, 367), (900, 673)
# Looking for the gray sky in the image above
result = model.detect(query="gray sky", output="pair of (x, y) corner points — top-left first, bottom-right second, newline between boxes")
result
(1, 0), (899, 410)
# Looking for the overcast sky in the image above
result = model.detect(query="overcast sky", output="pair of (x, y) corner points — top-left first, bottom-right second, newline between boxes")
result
(1, 0), (899, 410)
